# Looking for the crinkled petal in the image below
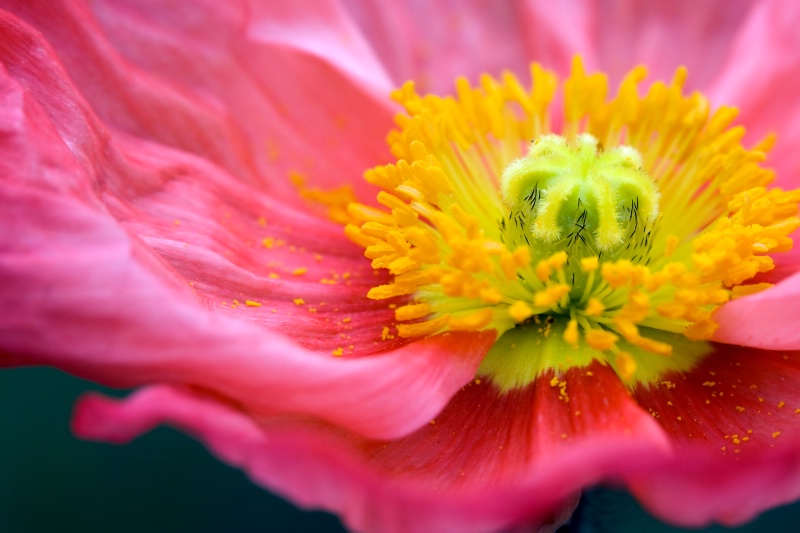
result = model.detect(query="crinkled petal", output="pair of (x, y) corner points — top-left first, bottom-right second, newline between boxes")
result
(73, 361), (670, 533)
(2, 182), (497, 440)
(632, 345), (800, 525)
(2, 0), (396, 196)
(0, 6), (497, 440)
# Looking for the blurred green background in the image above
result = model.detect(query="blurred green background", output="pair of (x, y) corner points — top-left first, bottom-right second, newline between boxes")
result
(1, 367), (798, 532)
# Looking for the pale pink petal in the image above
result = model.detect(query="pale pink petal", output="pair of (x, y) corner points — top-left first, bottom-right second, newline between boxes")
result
(714, 271), (800, 349)
(244, 0), (394, 94)
(73, 361), (670, 532)
(707, 0), (800, 188)
(632, 345), (800, 525)
(592, 0), (757, 88)
(343, 0), (762, 95)
(518, 0), (598, 74)
(341, 0), (598, 94)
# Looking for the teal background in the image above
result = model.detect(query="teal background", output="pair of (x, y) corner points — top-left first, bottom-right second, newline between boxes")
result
(1, 367), (798, 532)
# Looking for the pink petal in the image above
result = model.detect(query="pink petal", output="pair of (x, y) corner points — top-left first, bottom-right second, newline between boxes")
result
(631, 345), (800, 525)
(73, 361), (670, 532)
(592, 0), (757, 88)
(707, 0), (800, 189)
(518, 0), (597, 74)
(4, 0), (396, 197)
(634, 449), (800, 527)
(714, 271), (800, 349)
(342, 0), (597, 93)
(0, 7), (496, 440)
(2, 180), (496, 440)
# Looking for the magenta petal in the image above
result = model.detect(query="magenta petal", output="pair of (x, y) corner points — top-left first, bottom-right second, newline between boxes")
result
(74, 385), (568, 533)
(3, 0), (396, 197)
(633, 450), (800, 526)
(632, 345), (800, 525)
(73, 362), (672, 533)
(0, 3), (503, 441)
(1, 184), (496, 442)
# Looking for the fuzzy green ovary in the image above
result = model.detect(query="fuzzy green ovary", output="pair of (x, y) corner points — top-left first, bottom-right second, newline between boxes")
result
(501, 134), (660, 252)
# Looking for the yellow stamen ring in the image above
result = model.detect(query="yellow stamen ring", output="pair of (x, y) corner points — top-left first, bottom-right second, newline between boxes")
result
(345, 57), (800, 389)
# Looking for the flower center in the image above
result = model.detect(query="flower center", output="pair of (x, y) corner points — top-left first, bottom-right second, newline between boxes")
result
(344, 57), (800, 390)
(501, 133), (658, 253)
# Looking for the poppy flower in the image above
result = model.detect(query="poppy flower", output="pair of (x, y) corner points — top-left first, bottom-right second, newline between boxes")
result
(2, 1), (800, 532)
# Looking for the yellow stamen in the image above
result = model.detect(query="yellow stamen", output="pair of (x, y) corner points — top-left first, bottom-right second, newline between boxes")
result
(508, 301), (534, 323)
(616, 352), (637, 380)
(449, 309), (494, 331)
(585, 329), (618, 351)
(341, 56), (799, 390)
(395, 302), (432, 321)
(584, 298), (605, 316)
(563, 319), (579, 347)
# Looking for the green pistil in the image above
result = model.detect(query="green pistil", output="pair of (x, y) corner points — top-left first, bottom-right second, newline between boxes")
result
(500, 134), (660, 253)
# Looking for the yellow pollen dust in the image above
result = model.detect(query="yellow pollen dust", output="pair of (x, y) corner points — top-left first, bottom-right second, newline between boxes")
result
(344, 56), (800, 390)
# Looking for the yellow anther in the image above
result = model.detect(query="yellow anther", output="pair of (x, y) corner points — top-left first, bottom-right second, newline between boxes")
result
(580, 257), (599, 272)
(535, 260), (553, 282)
(501, 247), (532, 279)
(508, 301), (534, 323)
(534, 284), (570, 307)
(347, 203), (397, 226)
(512, 247), (531, 266)
(731, 283), (773, 299)
(616, 351), (637, 380)
(547, 251), (568, 270)
(449, 309), (494, 331)
(479, 287), (504, 304)
(500, 254), (519, 280)
(294, 174), (359, 225)
(585, 329), (618, 351)
(534, 251), (569, 281)
(367, 283), (416, 299)
(685, 320), (719, 340)
(395, 303), (432, 321)
(601, 261), (634, 288)
(396, 315), (449, 338)
(387, 256), (418, 275)
(563, 319), (579, 347)
(345, 57), (799, 389)
(584, 298), (605, 316)
(665, 235), (680, 257)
